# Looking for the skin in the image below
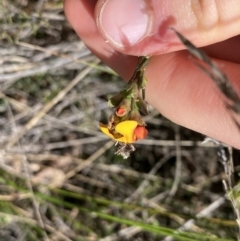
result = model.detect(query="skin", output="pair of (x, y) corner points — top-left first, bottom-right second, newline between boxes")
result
(64, 0), (240, 148)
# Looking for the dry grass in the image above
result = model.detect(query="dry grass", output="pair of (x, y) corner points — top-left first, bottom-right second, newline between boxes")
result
(0, 1), (239, 240)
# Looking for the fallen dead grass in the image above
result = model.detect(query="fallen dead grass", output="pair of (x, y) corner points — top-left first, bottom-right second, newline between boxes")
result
(0, 1), (239, 240)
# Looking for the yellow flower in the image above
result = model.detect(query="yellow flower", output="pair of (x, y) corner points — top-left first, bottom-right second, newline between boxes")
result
(99, 120), (148, 143)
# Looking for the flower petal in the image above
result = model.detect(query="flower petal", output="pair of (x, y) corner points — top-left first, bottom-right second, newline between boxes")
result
(99, 123), (114, 139)
(115, 120), (138, 143)
(99, 123), (128, 143)
(134, 126), (148, 141)
(100, 121), (145, 143)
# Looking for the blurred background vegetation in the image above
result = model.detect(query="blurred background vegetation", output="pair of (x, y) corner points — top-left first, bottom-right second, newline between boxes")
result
(0, 0), (239, 240)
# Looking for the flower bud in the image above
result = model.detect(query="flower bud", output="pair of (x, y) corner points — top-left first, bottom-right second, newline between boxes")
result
(108, 90), (126, 108)
(115, 98), (132, 117)
(129, 109), (145, 126)
(107, 113), (121, 131)
(137, 98), (148, 116)
(133, 125), (148, 141)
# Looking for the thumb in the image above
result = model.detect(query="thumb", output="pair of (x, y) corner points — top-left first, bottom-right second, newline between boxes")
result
(95, 0), (240, 55)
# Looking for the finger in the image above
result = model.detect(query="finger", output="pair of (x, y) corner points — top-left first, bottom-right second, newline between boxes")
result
(64, 0), (137, 80)
(146, 52), (240, 149)
(202, 35), (240, 64)
(95, 0), (240, 55)
(64, 0), (240, 149)
(64, 0), (240, 73)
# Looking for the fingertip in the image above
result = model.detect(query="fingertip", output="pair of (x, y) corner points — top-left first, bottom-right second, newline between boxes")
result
(95, 0), (240, 56)
(64, 0), (138, 79)
(96, 0), (152, 48)
(95, 0), (179, 56)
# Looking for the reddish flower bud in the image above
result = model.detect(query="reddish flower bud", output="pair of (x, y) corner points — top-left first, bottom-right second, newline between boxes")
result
(115, 98), (132, 117)
(116, 107), (127, 116)
(133, 125), (148, 141)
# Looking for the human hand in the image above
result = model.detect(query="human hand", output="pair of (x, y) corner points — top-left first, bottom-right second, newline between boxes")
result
(64, 0), (240, 148)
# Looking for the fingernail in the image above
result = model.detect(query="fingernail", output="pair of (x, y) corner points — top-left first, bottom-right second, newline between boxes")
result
(98, 0), (152, 47)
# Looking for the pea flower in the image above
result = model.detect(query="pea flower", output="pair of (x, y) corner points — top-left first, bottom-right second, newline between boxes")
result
(99, 56), (150, 158)
(99, 120), (148, 143)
